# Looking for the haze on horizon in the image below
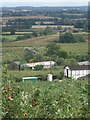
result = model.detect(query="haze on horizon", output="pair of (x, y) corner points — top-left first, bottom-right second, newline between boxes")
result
(1, 0), (89, 7)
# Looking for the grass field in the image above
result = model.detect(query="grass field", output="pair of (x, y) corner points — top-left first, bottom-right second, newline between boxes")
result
(8, 66), (63, 80)
(60, 43), (88, 54)
(2, 42), (88, 64)
(2, 47), (24, 63)
(2, 34), (59, 47)
(2, 35), (22, 41)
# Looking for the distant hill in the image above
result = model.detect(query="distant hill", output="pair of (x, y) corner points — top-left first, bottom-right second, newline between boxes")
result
(2, 6), (88, 11)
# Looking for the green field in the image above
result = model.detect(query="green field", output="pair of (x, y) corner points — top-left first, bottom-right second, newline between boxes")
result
(2, 41), (88, 64)
(8, 66), (63, 81)
(60, 43), (88, 54)
(2, 35), (23, 42)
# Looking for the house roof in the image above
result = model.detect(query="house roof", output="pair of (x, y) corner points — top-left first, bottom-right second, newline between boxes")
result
(65, 65), (90, 70)
(14, 61), (20, 65)
(10, 61), (20, 65)
(21, 61), (55, 67)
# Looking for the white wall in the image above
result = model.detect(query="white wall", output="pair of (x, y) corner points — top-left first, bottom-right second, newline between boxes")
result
(71, 70), (90, 79)
(64, 66), (71, 77)
(64, 67), (90, 79)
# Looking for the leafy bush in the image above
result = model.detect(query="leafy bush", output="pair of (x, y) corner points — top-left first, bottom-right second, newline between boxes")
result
(34, 65), (43, 70)
(16, 34), (32, 40)
(59, 32), (85, 43)
(59, 32), (76, 43)
(2, 66), (23, 118)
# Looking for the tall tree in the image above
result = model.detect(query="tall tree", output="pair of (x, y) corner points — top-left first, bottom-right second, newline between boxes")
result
(59, 32), (76, 43)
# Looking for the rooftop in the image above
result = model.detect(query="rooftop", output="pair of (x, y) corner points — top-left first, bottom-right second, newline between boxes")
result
(65, 65), (90, 70)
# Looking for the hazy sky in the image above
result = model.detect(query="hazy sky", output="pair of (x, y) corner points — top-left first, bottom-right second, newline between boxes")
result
(1, 0), (89, 7)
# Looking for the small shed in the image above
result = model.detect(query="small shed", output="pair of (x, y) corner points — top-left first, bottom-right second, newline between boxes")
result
(22, 77), (38, 82)
(8, 61), (21, 71)
(64, 65), (90, 80)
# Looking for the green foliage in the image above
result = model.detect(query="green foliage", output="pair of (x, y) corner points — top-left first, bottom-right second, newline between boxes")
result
(59, 32), (86, 43)
(76, 53), (89, 62)
(19, 79), (88, 118)
(16, 34), (32, 40)
(74, 34), (85, 42)
(34, 65), (43, 70)
(43, 26), (53, 35)
(46, 42), (68, 63)
(32, 31), (38, 37)
(2, 38), (8, 43)
(24, 47), (44, 62)
(2, 66), (88, 118)
(55, 57), (65, 66)
(57, 71), (64, 79)
(2, 66), (23, 118)
(10, 29), (15, 35)
(46, 42), (61, 56)
(59, 32), (76, 43)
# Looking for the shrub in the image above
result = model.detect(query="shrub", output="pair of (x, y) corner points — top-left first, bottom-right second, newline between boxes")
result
(2, 66), (23, 118)
(34, 65), (43, 70)
(59, 32), (76, 43)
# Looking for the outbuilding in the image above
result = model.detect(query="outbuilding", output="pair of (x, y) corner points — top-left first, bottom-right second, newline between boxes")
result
(8, 61), (21, 71)
(21, 61), (56, 69)
(64, 65), (90, 80)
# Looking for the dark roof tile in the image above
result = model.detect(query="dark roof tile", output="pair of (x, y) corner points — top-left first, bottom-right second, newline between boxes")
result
(68, 65), (90, 70)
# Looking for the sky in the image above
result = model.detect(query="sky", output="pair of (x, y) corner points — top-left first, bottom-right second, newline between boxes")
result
(1, 0), (89, 7)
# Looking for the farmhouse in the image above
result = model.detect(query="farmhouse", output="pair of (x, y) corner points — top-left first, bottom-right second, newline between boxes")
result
(64, 65), (90, 80)
(8, 61), (21, 71)
(21, 61), (56, 69)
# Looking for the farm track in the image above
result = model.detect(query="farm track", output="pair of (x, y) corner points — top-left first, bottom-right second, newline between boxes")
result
(2, 34), (59, 47)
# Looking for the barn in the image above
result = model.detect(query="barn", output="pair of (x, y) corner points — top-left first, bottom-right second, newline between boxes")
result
(8, 61), (21, 71)
(64, 65), (90, 80)
(21, 61), (56, 69)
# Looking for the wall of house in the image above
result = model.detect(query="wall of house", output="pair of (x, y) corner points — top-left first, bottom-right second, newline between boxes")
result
(64, 67), (71, 78)
(64, 67), (90, 79)
(71, 70), (90, 79)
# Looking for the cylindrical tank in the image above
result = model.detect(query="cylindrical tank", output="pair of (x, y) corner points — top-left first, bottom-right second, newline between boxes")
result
(47, 74), (53, 81)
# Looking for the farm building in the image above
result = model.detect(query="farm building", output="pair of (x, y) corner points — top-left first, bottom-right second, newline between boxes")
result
(64, 65), (90, 80)
(21, 61), (56, 69)
(78, 61), (90, 65)
(8, 61), (21, 71)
